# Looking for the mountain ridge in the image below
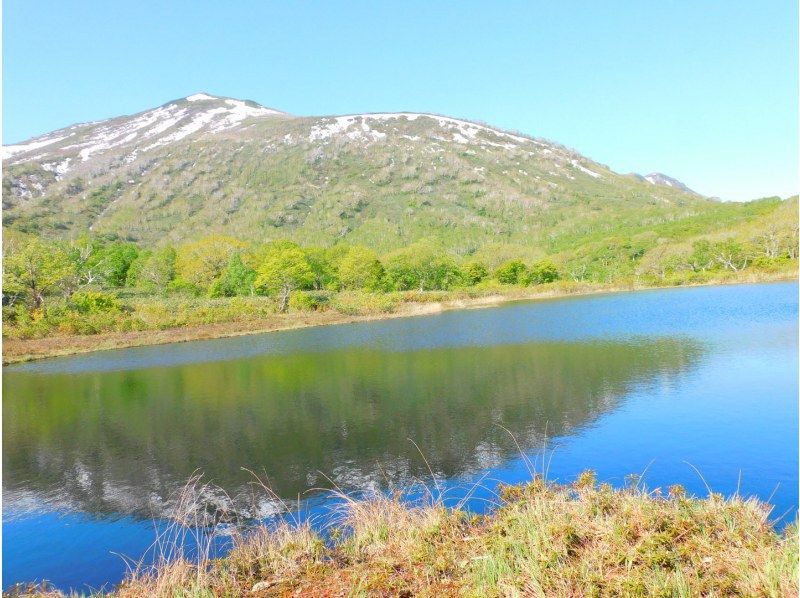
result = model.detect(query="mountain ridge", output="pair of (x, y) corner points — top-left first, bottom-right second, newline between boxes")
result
(3, 93), (693, 193)
(2, 93), (786, 259)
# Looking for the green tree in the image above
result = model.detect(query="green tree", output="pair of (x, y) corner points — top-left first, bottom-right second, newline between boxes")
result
(255, 242), (315, 311)
(69, 234), (104, 287)
(685, 240), (715, 272)
(384, 242), (462, 291)
(786, 224), (799, 259)
(463, 261), (488, 285)
(494, 259), (527, 285)
(710, 239), (751, 272)
(3, 238), (76, 308)
(338, 246), (385, 291)
(209, 253), (257, 297)
(176, 235), (247, 290)
(636, 244), (682, 281)
(528, 260), (560, 285)
(305, 246), (340, 291)
(584, 238), (647, 282)
(127, 246), (176, 292)
(95, 242), (139, 287)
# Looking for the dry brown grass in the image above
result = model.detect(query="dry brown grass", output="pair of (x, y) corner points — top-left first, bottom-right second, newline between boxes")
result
(9, 472), (796, 597)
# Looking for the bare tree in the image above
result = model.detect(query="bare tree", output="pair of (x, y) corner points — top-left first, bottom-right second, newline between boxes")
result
(712, 240), (750, 272)
(753, 226), (782, 259)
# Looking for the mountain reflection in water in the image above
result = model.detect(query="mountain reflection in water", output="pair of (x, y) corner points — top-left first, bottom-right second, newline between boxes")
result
(4, 337), (701, 520)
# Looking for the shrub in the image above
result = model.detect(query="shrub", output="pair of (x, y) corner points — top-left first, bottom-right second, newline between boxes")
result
(338, 246), (386, 291)
(69, 291), (122, 314)
(167, 279), (203, 296)
(383, 242), (463, 291)
(2, 305), (53, 339)
(527, 260), (560, 285)
(494, 260), (527, 284)
(55, 309), (128, 336)
(209, 253), (256, 297)
(751, 254), (790, 273)
(330, 291), (398, 315)
(127, 246), (177, 291)
(463, 261), (488, 285)
(289, 291), (326, 312)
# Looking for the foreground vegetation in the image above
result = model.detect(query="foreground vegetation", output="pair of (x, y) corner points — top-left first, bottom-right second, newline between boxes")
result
(10, 474), (797, 597)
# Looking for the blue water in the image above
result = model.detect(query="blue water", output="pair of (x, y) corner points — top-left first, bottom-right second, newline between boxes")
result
(3, 282), (798, 592)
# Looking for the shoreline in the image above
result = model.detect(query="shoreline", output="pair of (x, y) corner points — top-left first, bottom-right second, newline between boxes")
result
(16, 476), (796, 596)
(3, 274), (795, 365)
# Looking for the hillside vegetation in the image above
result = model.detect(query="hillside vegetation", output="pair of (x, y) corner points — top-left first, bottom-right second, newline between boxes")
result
(2, 216), (797, 344)
(2, 95), (797, 346)
(3, 95), (714, 251)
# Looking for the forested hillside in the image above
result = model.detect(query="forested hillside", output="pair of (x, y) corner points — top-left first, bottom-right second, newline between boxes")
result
(2, 94), (797, 346)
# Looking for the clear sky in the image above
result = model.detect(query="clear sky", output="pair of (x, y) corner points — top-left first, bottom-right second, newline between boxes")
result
(2, 1), (797, 200)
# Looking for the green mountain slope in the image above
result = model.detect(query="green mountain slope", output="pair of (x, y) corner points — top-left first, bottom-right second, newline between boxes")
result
(6, 93), (791, 262)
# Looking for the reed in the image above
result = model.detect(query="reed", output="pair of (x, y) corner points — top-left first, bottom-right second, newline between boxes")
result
(9, 469), (796, 597)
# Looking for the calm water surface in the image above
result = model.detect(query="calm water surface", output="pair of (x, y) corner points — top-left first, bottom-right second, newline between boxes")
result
(3, 282), (798, 591)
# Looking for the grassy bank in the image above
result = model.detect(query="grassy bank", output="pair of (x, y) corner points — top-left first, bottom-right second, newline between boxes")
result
(11, 474), (797, 597)
(3, 270), (796, 365)
(3, 271), (796, 365)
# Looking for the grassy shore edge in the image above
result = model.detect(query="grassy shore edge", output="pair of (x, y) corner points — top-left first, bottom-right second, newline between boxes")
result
(3, 273), (796, 365)
(9, 474), (797, 597)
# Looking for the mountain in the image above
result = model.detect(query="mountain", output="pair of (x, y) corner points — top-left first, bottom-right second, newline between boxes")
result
(1, 94), (789, 256)
(638, 172), (698, 195)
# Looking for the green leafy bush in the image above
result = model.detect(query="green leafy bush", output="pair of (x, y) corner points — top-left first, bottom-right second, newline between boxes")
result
(330, 291), (398, 315)
(495, 260), (527, 284)
(527, 260), (560, 285)
(463, 261), (488, 285)
(209, 253), (256, 297)
(69, 291), (122, 313)
(289, 291), (328, 311)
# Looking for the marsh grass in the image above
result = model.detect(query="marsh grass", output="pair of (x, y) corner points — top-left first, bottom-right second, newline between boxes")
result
(9, 465), (797, 597)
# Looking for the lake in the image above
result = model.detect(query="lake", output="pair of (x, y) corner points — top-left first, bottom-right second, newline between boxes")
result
(3, 282), (797, 592)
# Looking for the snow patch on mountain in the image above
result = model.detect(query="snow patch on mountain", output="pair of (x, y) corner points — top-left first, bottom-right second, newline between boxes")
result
(139, 107), (189, 139)
(4, 96), (286, 168)
(571, 159), (602, 179)
(186, 93), (218, 102)
(143, 107), (228, 150)
(62, 105), (194, 162)
(645, 174), (672, 187)
(41, 158), (72, 179)
(2, 136), (67, 160)
(642, 172), (697, 194)
(210, 99), (282, 131)
(308, 112), (539, 150)
(309, 116), (359, 140)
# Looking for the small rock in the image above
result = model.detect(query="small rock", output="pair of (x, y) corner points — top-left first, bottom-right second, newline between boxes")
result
(251, 580), (277, 593)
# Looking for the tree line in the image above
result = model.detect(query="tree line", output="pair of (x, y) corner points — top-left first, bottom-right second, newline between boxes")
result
(3, 225), (796, 323)
(2, 234), (560, 314)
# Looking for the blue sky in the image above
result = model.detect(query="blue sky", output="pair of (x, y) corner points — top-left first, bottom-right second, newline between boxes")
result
(3, 1), (797, 200)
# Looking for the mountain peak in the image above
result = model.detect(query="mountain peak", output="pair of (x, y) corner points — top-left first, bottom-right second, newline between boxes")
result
(642, 172), (698, 195)
(2, 94), (288, 163)
(186, 92), (219, 102)
(3, 94), (715, 247)
(177, 93), (283, 113)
